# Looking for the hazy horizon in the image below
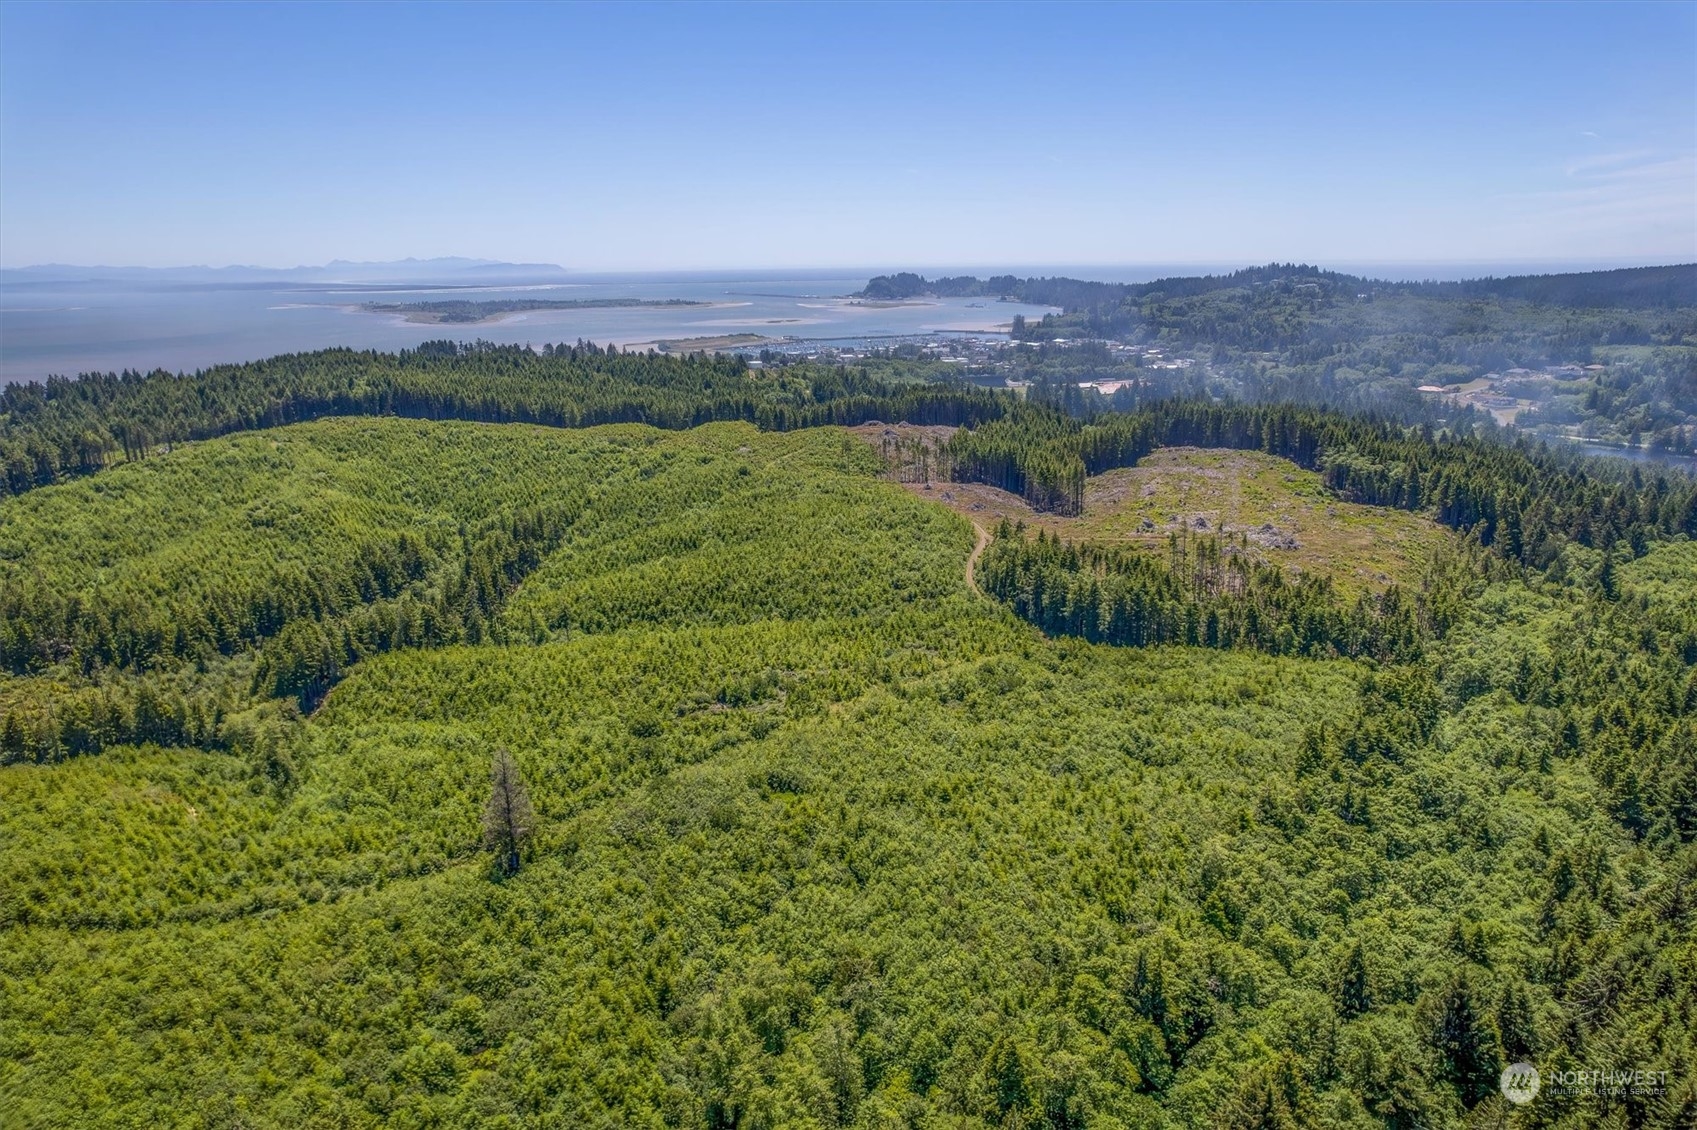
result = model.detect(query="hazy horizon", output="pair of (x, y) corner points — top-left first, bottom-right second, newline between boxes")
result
(6, 255), (1693, 282)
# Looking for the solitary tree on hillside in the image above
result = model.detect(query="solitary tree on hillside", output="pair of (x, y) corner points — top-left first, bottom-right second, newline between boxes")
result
(482, 746), (534, 877)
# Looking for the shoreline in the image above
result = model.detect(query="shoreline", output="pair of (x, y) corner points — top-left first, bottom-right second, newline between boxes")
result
(349, 298), (743, 326)
(622, 332), (790, 353)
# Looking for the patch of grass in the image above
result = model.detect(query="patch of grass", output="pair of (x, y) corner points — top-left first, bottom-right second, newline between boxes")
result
(902, 446), (1452, 593)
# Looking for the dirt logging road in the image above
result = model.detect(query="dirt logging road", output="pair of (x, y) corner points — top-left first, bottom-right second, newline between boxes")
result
(965, 521), (991, 597)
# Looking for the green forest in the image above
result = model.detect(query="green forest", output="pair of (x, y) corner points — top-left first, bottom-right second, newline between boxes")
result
(2, 335), (1695, 1128)
(861, 264), (1697, 451)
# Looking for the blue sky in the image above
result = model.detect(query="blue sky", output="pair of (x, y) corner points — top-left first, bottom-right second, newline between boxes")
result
(1, 1), (1692, 271)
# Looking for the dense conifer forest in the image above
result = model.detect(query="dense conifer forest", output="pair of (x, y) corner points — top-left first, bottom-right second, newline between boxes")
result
(0, 342), (1002, 497)
(2, 330), (1695, 1127)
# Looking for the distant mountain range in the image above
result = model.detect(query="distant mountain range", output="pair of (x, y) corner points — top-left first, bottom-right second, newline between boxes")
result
(0, 257), (573, 285)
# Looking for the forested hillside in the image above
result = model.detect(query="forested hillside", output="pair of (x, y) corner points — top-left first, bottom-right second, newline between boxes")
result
(859, 264), (1697, 310)
(861, 264), (1697, 450)
(0, 342), (1003, 497)
(2, 346), (1694, 1128)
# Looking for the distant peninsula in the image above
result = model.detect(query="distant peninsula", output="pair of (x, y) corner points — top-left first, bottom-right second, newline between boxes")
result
(361, 297), (707, 324)
(858, 263), (1697, 308)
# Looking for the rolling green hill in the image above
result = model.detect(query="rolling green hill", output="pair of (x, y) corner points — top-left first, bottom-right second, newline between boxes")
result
(0, 335), (1690, 1126)
(2, 375), (1695, 1126)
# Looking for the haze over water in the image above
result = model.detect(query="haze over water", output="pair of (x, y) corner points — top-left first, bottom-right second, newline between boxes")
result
(3, 260), (1667, 386)
(0, 269), (1068, 384)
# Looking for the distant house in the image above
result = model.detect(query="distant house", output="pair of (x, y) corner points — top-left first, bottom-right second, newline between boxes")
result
(1505, 367), (1533, 376)
(1417, 385), (1448, 393)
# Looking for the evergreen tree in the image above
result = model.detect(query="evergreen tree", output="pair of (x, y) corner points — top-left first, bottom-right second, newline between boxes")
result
(985, 1032), (1034, 1120)
(481, 746), (534, 877)
(1218, 1054), (1310, 1130)
(1337, 942), (1371, 1019)
(1495, 981), (1538, 1063)
(1598, 549), (1620, 600)
(1423, 972), (1500, 1107)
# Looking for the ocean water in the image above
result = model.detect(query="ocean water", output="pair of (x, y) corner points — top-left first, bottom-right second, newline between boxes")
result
(0, 270), (1059, 384)
(1563, 438), (1697, 474)
(8, 259), (1675, 388)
